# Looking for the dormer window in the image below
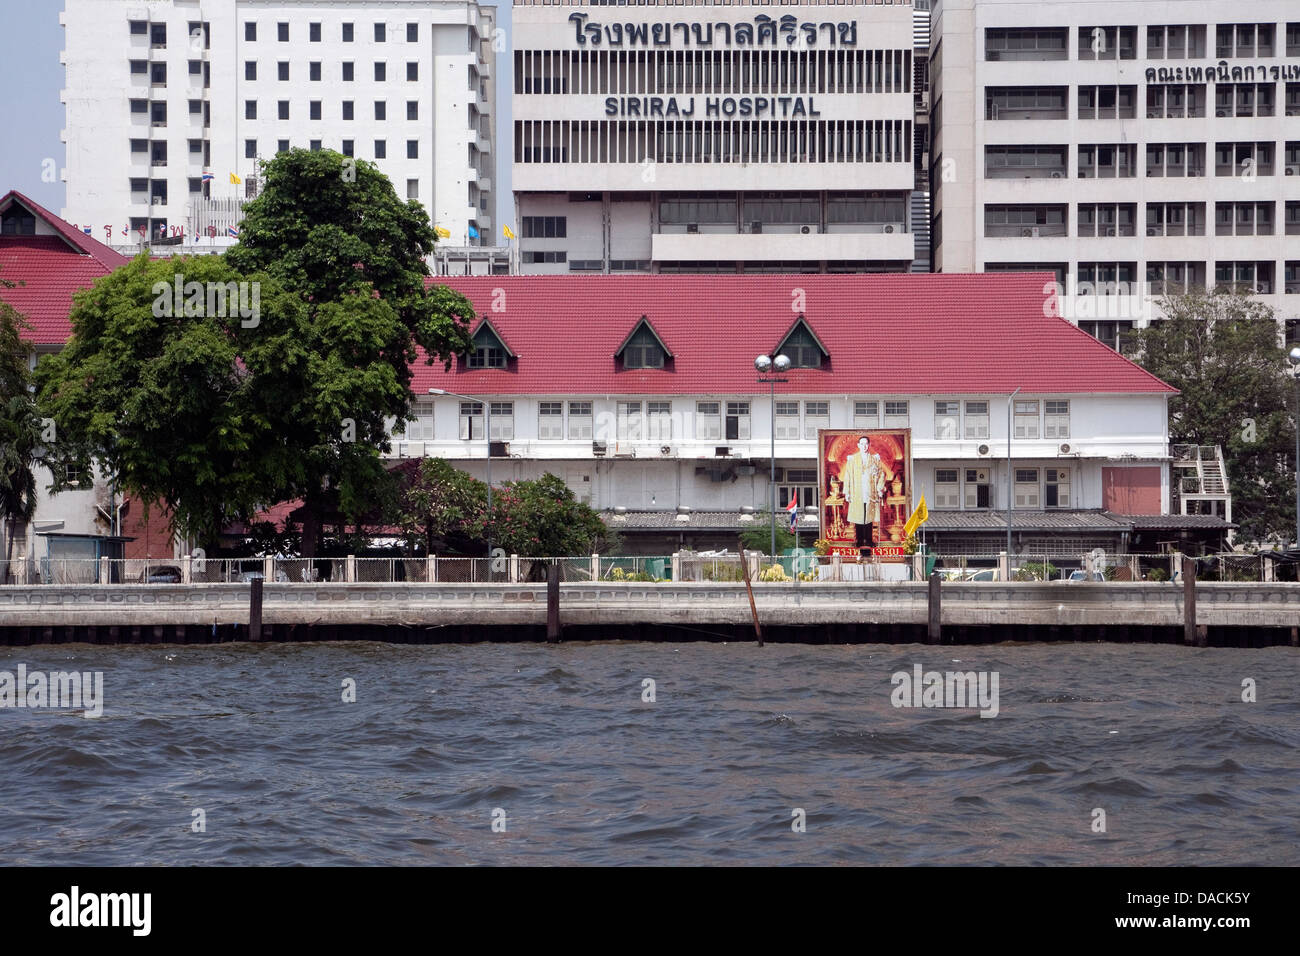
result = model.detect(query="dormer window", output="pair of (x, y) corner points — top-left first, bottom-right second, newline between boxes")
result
(1, 209), (36, 235)
(463, 317), (513, 369)
(774, 316), (829, 369)
(615, 315), (672, 370)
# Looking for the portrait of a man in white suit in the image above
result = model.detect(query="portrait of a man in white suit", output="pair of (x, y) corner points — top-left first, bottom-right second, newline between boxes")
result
(842, 436), (886, 549)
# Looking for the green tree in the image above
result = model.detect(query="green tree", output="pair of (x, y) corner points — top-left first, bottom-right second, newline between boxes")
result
(477, 473), (610, 557)
(0, 280), (42, 582)
(35, 254), (306, 547)
(394, 457), (488, 554)
(225, 148), (476, 555)
(1128, 286), (1295, 543)
(739, 512), (796, 554)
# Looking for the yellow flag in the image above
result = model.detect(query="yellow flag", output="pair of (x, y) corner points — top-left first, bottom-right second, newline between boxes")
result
(230, 172), (242, 185)
(503, 224), (516, 240)
(434, 226), (451, 238)
(903, 493), (929, 539)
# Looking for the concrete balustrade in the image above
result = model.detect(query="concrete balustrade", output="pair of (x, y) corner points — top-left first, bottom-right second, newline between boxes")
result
(1, 581), (1298, 632)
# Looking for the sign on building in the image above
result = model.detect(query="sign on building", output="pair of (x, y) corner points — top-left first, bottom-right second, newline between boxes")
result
(817, 428), (912, 560)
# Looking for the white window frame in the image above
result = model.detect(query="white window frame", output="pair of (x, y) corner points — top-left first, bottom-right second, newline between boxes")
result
(774, 401), (800, 440)
(647, 400), (672, 441)
(1044, 400), (1070, 439)
(934, 399), (960, 440)
(803, 401), (829, 439)
(726, 401), (751, 441)
(459, 401), (483, 441)
(489, 401), (513, 441)
(964, 401), (990, 439)
(1014, 399), (1040, 439)
(405, 398), (435, 440)
(1045, 466), (1071, 508)
(696, 401), (721, 441)
(1014, 467), (1041, 508)
(617, 401), (643, 441)
(853, 400), (880, 428)
(538, 401), (563, 440)
(884, 400), (909, 428)
(568, 401), (593, 440)
(933, 468), (960, 509)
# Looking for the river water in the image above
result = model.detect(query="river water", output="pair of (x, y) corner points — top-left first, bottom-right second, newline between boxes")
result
(1, 641), (1297, 865)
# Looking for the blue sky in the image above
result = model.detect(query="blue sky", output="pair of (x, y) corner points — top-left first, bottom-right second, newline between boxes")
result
(0, 0), (512, 221)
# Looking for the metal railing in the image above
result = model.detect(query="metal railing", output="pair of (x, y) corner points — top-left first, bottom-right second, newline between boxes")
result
(0, 551), (1285, 586)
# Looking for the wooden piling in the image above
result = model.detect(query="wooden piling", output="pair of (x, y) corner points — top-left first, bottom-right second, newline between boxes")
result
(1182, 557), (1207, 646)
(927, 570), (941, 644)
(249, 577), (264, 642)
(546, 563), (561, 643)
(738, 540), (764, 647)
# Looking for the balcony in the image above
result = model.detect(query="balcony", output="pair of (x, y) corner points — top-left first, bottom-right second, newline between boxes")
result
(478, 177), (491, 193)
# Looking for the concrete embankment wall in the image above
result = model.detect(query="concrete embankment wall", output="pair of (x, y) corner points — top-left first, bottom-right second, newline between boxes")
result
(1, 582), (1298, 645)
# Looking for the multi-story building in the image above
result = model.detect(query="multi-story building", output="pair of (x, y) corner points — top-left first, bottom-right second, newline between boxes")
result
(387, 273), (1232, 556)
(60, 0), (497, 253)
(511, 0), (921, 275)
(929, 0), (1300, 348)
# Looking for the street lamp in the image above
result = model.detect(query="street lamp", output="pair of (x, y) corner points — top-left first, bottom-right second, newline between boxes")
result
(755, 353), (791, 559)
(1290, 347), (1300, 547)
(1006, 386), (1022, 574)
(428, 387), (492, 556)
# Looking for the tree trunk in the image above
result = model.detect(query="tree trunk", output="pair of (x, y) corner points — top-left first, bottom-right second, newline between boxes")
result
(301, 501), (320, 559)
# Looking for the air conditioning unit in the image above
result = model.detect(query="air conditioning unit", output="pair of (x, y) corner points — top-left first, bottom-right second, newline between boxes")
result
(1256, 285), (1269, 294)
(750, 221), (763, 234)
(1020, 228), (1034, 238)
(592, 440), (607, 457)
(489, 440), (508, 458)
(714, 445), (732, 457)
(1105, 227), (1117, 237)
(660, 444), (674, 456)
(686, 222), (700, 233)
(1059, 443), (1072, 454)
(972, 469), (990, 483)
(152, 197), (164, 206)
(977, 444), (991, 456)
(1147, 227), (1160, 236)
(1286, 165), (1300, 176)
(1286, 284), (1300, 294)
(1050, 171), (1064, 179)
(798, 224), (817, 235)
(1147, 109), (1162, 119)
(1215, 108), (1231, 117)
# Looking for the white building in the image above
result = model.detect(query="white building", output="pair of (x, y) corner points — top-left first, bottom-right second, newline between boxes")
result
(511, 0), (921, 274)
(60, 0), (497, 254)
(929, 0), (1300, 347)
(390, 273), (1232, 556)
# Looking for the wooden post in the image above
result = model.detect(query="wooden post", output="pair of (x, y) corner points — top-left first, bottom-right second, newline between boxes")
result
(738, 541), (764, 647)
(927, 570), (941, 644)
(426, 554), (436, 583)
(249, 576), (263, 642)
(546, 563), (561, 643)
(1182, 556), (1203, 646)
(346, 554), (357, 583)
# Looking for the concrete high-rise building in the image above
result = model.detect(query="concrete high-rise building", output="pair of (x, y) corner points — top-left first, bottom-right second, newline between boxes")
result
(511, 0), (921, 274)
(929, 0), (1300, 347)
(60, 0), (496, 251)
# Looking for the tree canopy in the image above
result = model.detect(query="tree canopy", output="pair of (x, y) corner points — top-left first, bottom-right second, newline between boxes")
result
(1128, 287), (1296, 543)
(1, 277), (42, 579)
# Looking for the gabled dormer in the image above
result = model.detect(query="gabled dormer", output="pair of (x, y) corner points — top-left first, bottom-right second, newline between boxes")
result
(773, 315), (829, 369)
(614, 315), (672, 370)
(463, 316), (514, 369)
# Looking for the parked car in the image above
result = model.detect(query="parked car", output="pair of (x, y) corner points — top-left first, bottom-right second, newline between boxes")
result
(142, 565), (183, 584)
(236, 569), (289, 583)
(1066, 570), (1105, 582)
(966, 568), (998, 582)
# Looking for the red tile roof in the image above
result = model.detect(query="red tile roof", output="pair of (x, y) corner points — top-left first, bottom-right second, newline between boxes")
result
(0, 190), (130, 346)
(415, 274), (1176, 395)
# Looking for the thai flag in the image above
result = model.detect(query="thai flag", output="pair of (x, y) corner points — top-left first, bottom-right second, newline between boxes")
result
(786, 494), (799, 531)
(227, 226), (239, 238)
(201, 171), (214, 183)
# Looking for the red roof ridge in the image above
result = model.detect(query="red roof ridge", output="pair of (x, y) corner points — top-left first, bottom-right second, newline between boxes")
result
(0, 190), (131, 270)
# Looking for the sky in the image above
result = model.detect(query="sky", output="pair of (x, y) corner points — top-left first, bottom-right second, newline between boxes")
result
(0, 0), (512, 222)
